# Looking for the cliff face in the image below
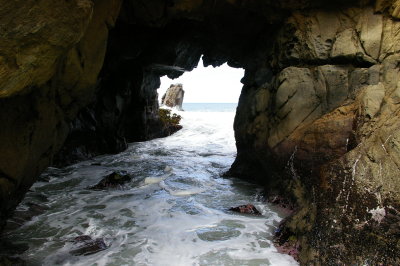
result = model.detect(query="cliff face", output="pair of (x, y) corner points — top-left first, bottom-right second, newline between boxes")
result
(231, 4), (400, 263)
(0, 0), (123, 230)
(0, 0), (400, 264)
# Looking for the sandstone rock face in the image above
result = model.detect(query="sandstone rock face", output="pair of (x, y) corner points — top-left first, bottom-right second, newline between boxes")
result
(161, 84), (185, 110)
(0, 0), (123, 228)
(0, 0), (93, 98)
(1, 0), (400, 264)
(231, 4), (400, 264)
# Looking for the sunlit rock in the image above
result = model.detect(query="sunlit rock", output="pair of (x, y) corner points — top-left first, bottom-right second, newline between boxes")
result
(161, 84), (185, 111)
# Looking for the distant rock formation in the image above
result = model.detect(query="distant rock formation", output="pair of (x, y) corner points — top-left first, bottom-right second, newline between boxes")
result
(161, 84), (185, 110)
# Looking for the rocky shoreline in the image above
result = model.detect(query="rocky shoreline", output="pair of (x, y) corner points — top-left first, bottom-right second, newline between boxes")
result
(1, 0), (400, 264)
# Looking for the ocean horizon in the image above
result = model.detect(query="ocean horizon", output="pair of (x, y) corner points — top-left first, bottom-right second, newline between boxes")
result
(181, 102), (238, 112)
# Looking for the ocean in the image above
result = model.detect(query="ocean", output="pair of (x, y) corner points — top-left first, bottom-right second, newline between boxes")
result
(1, 102), (298, 266)
(182, 102), (237, 112)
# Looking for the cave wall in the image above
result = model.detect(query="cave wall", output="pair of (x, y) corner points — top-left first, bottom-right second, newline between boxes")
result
(231, 3), (400, 263)
(0, 0), (122, 228)
(53, 0), (281, 165)
(1, 0), (400, 264)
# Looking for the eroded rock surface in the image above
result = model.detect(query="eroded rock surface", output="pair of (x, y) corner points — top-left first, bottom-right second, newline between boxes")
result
(1, 0), (400, 264)
(161, 84), (185, 110)
(0, 0), (123, 232)
(231, 4), (400, 264)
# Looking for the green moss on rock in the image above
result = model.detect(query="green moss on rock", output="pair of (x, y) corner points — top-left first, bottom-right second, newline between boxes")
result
(158, 108), (182, 136)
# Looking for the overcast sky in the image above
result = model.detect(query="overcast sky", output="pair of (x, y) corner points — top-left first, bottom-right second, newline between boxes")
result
(158, 58), (244, 103)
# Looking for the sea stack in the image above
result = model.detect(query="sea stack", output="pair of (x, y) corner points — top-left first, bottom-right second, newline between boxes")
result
(161, 84), (185, 111)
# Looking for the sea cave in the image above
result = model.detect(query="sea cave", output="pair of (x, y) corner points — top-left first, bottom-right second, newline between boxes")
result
(0, 0), (400, 264)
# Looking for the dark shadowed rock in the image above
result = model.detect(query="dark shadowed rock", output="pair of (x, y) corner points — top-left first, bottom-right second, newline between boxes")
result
(268, 195), (296, 212)
(274, 222), (300, 262)
(161, 84), (185, 111)
(0, 241), (29, 256)
(229, 204), (261, 215)
(70, 235), (107, 256)
(0, 240), (28, 266)
(89, 172), (132, 190)
(0, 256), (26, 266)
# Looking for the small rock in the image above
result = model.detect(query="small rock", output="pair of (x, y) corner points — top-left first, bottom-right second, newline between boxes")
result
(229, 204), (261, 215)
(70, 235), (107, 256)
(89, 172), (132, 190)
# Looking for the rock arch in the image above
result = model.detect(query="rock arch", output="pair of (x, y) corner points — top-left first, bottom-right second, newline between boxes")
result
(0, 0), (399, 263)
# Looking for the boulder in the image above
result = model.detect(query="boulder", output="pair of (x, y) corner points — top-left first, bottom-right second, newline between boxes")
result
(161, 84), (185, 110)
(70, 235), (107, 256)
(89, 172), (132, 190)
(229, 204), (262, 215)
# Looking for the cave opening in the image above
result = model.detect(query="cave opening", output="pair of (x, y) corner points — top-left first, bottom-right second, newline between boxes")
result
(158, 56), (244, 106)
(155, 57), (246, 181)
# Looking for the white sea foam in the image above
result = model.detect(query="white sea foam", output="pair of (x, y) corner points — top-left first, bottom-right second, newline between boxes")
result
(159, 180), (206, 196)
(143, 173), (170, 185)
(164, 165), (173, 172)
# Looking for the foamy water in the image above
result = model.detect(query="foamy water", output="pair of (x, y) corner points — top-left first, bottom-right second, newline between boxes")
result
(2, 106), (298, 266)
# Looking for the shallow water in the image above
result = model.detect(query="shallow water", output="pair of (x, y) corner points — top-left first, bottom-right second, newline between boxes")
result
(2, 107), (298, 266)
